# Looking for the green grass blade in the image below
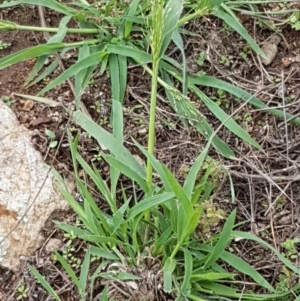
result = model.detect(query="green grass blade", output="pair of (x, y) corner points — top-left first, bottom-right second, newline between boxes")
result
(14, 93), (59, 107)
(123, 0), (140, 39)
(191, 272), (235, 281)
(109, 54), (120, 102)
(57, 186), (87, 221)
(192, 85), (263, 151)
(127, 192), (175, 221)
(0, 0), (78, 16)
(118, 54), (127, 103)
(204, 210), (236, 269)
(78, 235), (119, 246)
(54, 252), (81, 292)
(79, 249), (90, 294)
(179, 205), (202, 246)
(161, 70), (234, 158)
(160, 0), (184, 57)
(171, 29), (187, 95)
(233, 231), (300, 277)
(190, 75), (300, 126)
(133, 140), (173, 191)
(102, 154), (149, 192)
(162, 166), (193, 218)
(38, 50), (106, 95)
(163, 257), (176, 292)
(215, 6), (264, 57)
(25, 16), (70, 86)
(209, 0), (225, 7)
(153, 226), (173, 254)
(197, 244), (275, 292)
(28, 265), (62, 301)
(221, 250), (275, 292)
(54, 222), (91, 237)
(99, 286), (109, 301)
(75, 153), (114, 210)
(0, 43), (65, 70)
(77, 182), (111, 234)
(181, 250), (193, 296)
(110, 99), (124, 198)
(89, 246), (119, 261)
(107, 44), (151, 62)
(183, 146), (209, 198)
(112, 200), (129, 234)
(26, 60), (59, 88)
(73, 111), (145, 178)
(75, 43), (90, 103)
(77, 182), (114, 235)
(84, 198), (99, 235)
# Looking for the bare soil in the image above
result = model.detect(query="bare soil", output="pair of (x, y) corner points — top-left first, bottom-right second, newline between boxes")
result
(1, 2), (300, 301)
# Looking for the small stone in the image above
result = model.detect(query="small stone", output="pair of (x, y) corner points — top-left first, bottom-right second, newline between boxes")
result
(22, 99), (35, 111)
(45, 238), (63, 254)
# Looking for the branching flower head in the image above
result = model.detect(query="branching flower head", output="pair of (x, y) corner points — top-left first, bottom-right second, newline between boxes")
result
(0, 20), (17, 32)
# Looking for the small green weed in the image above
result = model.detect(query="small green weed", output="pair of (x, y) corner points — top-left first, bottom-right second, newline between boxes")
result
(282, 238), (300, 260)
(2, 95), (14, 107)
(45, 129), (58, 148)
(16, 281), (29, 300)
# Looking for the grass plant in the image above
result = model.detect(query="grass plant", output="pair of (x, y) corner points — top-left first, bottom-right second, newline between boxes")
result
(1, 0), (300, 300)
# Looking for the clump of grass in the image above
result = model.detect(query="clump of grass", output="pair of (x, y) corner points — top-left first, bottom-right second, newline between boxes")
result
(1, 0), (300, 300)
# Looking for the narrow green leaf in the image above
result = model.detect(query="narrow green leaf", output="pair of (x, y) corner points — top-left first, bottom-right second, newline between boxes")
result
(124, 0), (140, 39)
(172, 29), (187, 95)
(38, 50), (106, 95)
(204, 210), (236, 269)
(103, 154), (148, 192)
(215, 7), (264, 57)
(110, 99), (123, 197)
(190, 75), (300, 126)
(192, 85), (263, 151)
(127, 192), (175, 221)
(76, 152), (114, 209)
(191, 272), (235, 281)
(75, 43), (90, 104)
(54, 221), (91, 237)
(89, 246), (119, 260)
(118, 54), (127, 103)
(162, 166), (193, 218)
(84, 198), (99, 235)
(134, 140), (173, 192)
(233, 231), (300, 277)
(160, 0), (184, 57)
(0, 43), (65, 70)
(55, 252), (80, 289)
(184, 146), (208, 198)
(221, 250), (275, 292)
(180, 205), (202, 244)
(181, 249), (192, 296)
(79, 249), (90, 294)
(163, 257), (176, 292)
(26, 16), (71, 86)
(57, 186), (87, 221)
(14, 93), (59, 107)
(109, 54), (120, 102)
(73, 111), (146, 178)
(107, 44), (151, 62)
(0, 0), (78, 16)
(28, 265), (62, 301)
(79, 235), (119, 246)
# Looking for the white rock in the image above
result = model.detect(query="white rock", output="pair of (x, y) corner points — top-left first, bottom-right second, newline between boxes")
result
(0, 100), (68, 271)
